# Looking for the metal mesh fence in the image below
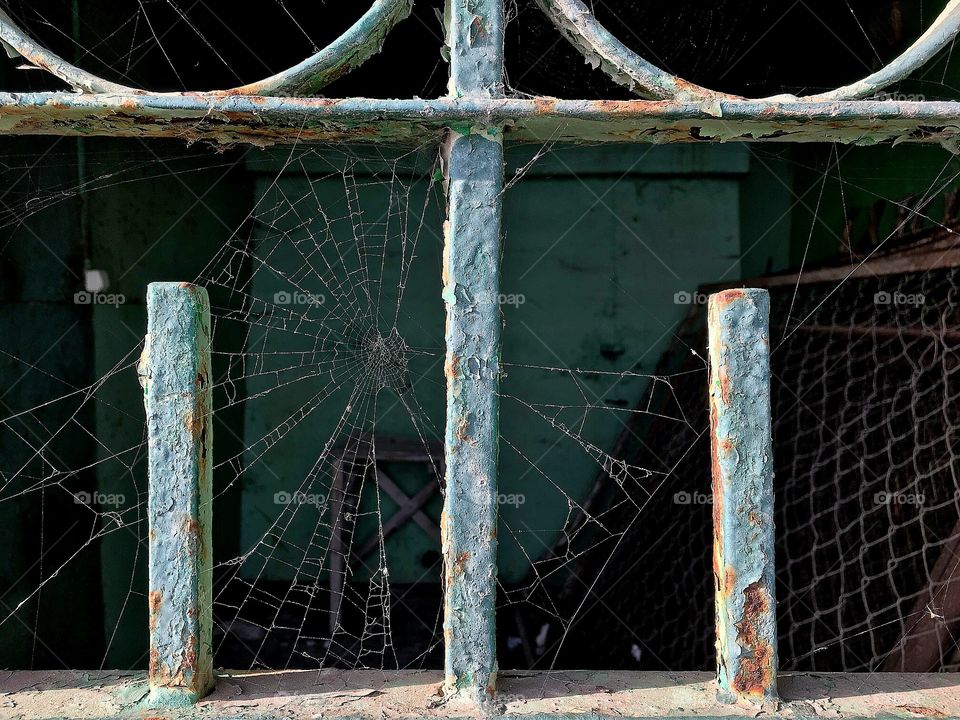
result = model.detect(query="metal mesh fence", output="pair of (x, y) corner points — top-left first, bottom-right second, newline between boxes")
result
(554, 258), (960, 672)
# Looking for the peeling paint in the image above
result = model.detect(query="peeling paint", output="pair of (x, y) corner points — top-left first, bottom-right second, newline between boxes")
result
(532, 0), (960, 104)
(144, 283), (215, 707)
(440, 0), (505, 710)
(1, 94), (959, 147)
(0, 0), (412, 96)
(708, 289), (778, 706)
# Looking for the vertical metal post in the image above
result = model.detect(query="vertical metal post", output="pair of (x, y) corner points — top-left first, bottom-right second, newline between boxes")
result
(441, 0), (505, 707)
(708, 288), (778, 705)
(139, 282), (215, 706)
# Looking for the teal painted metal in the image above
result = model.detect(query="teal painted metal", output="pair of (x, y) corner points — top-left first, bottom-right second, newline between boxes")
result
(3, 94), (960, 146)
(0, 0), (412, 96)
(441, 0), (505, 707)
(708, 289), (778, 705)
(139, 282), (215, 707)
(533, 0), (960, 102)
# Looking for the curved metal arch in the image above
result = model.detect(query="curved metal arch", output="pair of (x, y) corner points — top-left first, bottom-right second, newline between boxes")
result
(533, 0), (960, 102)
(0, 0), (413, 96)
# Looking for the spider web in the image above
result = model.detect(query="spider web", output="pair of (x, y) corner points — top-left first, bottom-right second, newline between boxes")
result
(2, 0), (960, 681)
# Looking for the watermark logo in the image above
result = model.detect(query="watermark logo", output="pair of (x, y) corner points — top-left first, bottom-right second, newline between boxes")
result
(674, 291), (709, 306)
(874, 291), (925, 307)
(674, 491), (713, 506)
(497, 493), (526, 507)
(273, 291), (326, 307)
(478, 292), (526, 308)
(873, 91), (926, 102)
(274, 491), (325, 506)
(875, 491), (925, 506)
(498, 293), (526, 308)
(73, 490), (126, 507)
(74, 291), (126, 307)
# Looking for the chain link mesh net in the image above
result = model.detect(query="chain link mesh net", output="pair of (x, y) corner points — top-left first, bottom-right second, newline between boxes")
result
(557, 253), (960, 672)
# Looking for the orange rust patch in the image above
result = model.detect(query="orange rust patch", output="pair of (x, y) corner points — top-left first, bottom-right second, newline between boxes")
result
(718, 365), (732, 407)
(732, 581), (774, 697)
(719, 437), (735, 455)
(714, 288), (746, 309)
(724, 566), (736, 596)
(149, 590), (162, 631)
(732, 642), (773, 697)
(445, 353), (461, 382)
(183, 515), (203, 556)
(455, 416), (470, 444)
(452, 551), (470, 576)
(533, 97), (557, 114)
(185, 409), (204, 439)
(149, 646), (161, 678)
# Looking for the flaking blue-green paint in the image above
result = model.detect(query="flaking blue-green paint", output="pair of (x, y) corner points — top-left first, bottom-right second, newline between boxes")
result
(0, 0), (412, 96)
(442, 0), (505, 707)
(441, 130), (504, 706)
(708, 289), (778, 706)
(446, 0), (504, 98)
(139, 282), (215, 706)
(3, 94), (960, 147)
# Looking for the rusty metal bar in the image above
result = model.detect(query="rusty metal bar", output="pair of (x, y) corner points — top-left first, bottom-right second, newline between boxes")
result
(708, 289), (778, 705)
(533, 0), (960, 102)
(0, 0), (413, 96)
(440, 0), (504, 708)
(2, 94), (960, 146)
(139, 282), (215, 707)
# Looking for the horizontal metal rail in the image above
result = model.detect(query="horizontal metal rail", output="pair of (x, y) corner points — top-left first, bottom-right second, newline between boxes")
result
(3, 94), (960, 146)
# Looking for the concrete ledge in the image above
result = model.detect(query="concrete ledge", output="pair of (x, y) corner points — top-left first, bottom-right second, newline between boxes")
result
(1, 670), (959, 719)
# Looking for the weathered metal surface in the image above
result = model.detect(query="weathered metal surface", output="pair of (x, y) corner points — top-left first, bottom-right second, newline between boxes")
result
(2, 94), (960, 146)
(531, 0), (720, 100)
(139, 282), (215, 707)
(4, 669), (960, 720)
(533, 0), (960, 102)
(708, 289), (778, 706)
(0, 0), (412, 96)
(441, 0), (505, 708)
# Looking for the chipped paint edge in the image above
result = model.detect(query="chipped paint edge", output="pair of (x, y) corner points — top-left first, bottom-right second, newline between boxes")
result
(708, 289), (778, 706)
(142, 282), (215, 706)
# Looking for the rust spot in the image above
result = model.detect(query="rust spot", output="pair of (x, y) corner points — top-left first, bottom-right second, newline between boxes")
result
(149, 646), (161, 679)
(717, 365), (732, 407)
(452, 551), (470, 576)
(534, 97), (557, 114)
(455, 416), (470, 444)
(714, 288), (746, 309)
(445, 353), (461, 382)
(719, 437), (735, 455)
(724, 567), (736, 596)
(732, 581), (774, 697)
(149, 590), (162, 632)
(183, 514), (203, 557)
(733, 642), (772, 697)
